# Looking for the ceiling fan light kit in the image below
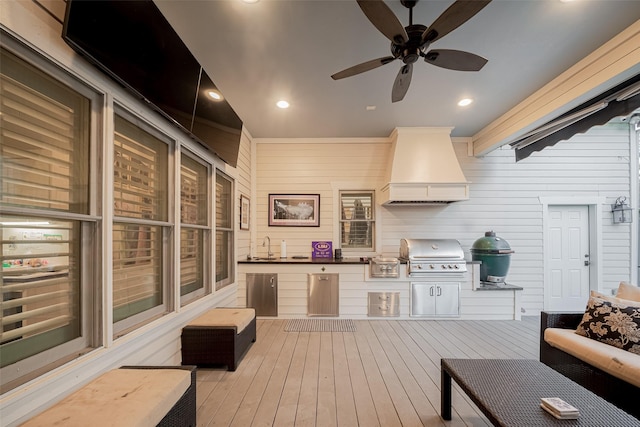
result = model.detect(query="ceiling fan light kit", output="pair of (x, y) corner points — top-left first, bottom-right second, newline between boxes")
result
(331, 0), (491, 102)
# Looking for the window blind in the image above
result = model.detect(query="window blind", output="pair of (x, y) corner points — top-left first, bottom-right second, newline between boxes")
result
(180, 155), (207, 226)
(215, 172), (233, 288)
(112, 114), (168, 323)
(180, 154), (207, 297)
(1, 58), (89, 213)
(1, 220), (80, 366)
(113, 116), (167, 221)
(112, 223), (162, 322)
(1, 49), (88, 370)
(180, 228), (203, 296)
(340, 191), (374, 250)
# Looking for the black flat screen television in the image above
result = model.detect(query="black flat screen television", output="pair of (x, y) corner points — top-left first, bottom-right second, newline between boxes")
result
(62, 0), (243, 166)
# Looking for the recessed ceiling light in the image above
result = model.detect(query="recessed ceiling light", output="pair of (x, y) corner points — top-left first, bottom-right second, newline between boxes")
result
(366, 105), (376, 111)
(207, 90), (224, 101)
(242, 0), (260, 3)
(276, 100), (290, 109)
(458, 98), (473, 107)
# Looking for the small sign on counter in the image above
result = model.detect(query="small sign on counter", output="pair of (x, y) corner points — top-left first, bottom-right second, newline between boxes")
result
(312, 241), (332, 258)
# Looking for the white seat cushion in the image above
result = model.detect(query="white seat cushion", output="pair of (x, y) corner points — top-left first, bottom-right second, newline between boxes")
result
(21, 368), (191, 427)
(545, 327), (640, 388)
(187, 308), (255, 333)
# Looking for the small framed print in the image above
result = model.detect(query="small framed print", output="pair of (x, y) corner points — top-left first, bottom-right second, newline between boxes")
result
(269, 194), (320, 227)
(240, 194), (250, 230)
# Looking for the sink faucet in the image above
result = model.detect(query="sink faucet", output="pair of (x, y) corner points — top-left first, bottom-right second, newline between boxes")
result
(262, 236), (273, 259)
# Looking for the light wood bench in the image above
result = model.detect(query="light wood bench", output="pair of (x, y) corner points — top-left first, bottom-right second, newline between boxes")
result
(181, 307), (256, 371)
(21, 365), (196, 427)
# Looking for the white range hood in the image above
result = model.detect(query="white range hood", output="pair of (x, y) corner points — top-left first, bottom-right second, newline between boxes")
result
(380, 127), (470, 205)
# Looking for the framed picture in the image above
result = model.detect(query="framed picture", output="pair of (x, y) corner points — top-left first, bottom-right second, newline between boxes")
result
(269, 194), (320, 227)
(240, 194), (250, 230)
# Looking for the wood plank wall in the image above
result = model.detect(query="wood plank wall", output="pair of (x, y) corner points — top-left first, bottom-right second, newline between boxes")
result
(253, 123), (635, 315)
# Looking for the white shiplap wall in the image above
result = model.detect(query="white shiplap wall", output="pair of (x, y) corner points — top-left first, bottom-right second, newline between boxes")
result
(253, 123), (636, 315)
(249, 139), (389, 259)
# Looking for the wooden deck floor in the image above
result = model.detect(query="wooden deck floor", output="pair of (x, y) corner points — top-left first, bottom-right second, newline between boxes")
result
(195, 316), (540, 426)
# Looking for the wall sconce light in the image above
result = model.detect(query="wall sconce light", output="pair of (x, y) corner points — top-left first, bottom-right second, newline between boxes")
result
(611, 196), (632, 224)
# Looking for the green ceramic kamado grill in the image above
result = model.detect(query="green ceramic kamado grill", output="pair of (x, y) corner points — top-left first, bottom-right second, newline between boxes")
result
(471, 231), (514, 283)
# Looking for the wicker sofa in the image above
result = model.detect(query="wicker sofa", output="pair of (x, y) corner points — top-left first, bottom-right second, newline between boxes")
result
(540, 311), (639, 418)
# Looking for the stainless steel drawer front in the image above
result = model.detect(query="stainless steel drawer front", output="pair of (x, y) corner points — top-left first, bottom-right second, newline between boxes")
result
(368, 292), (400, 317)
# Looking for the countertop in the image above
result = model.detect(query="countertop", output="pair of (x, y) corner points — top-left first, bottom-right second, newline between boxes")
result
(238, 257), (368, 264)
(239, 258), (482, 265)
(476, 283), (523, 291)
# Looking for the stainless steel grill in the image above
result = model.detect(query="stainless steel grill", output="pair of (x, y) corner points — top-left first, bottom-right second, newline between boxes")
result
(399, 238), (467, 276)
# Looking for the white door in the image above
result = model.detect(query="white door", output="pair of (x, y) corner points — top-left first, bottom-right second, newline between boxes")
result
(547, 205), (590, 311)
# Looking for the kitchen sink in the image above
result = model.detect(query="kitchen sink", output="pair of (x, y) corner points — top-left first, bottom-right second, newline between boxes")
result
(253, 257), (276, 261)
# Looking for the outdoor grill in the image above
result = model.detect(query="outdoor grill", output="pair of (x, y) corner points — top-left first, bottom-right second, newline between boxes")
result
(399, 238), (467, 276)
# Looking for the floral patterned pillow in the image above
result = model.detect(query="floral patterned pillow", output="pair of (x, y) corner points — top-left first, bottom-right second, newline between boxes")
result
(575, 296), (640, 354)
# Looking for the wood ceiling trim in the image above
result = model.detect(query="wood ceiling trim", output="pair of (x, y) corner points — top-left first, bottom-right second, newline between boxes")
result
(471, 19), (640, 157)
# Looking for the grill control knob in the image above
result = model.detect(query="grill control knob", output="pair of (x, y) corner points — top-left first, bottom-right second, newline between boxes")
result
(429, 264), (435, 269)
(454, 264), (459, 269)
(416, 264), (422, 269)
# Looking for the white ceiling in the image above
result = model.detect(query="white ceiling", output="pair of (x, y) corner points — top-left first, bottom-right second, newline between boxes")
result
(155, 0), (640, 140)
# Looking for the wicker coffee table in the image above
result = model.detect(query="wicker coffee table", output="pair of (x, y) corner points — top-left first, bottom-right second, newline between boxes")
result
(441, 359), (639, 426)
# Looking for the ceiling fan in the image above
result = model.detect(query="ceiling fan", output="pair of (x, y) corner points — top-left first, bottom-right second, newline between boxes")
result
(331, 0), (491, 102)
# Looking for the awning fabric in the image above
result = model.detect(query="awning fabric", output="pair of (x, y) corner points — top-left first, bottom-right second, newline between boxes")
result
(510, 74), (640, 162)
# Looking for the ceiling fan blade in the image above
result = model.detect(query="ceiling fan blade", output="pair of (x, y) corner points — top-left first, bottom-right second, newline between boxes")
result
(357, 0), (408, 44)
(421, 0), (491, 44)
(392, 63), (413, 103)
(424, 49), (487, 71)
(331, 56), (396, 80)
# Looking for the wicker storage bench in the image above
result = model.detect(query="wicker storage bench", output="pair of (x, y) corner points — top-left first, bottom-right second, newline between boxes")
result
(181, 307), (256, 371)
(21, 365), (196, 427)
(540, 311), (640, 418)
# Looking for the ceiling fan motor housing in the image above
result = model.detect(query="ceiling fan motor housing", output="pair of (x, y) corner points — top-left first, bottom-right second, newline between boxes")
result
(400, 0), (418, 8)
(392, 24), (427, 64)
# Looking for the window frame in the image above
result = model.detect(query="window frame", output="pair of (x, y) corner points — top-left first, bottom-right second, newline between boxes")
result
(0, 36), (102, 391)
(179, 149), (211, 304)
(111, 107), (173, 337)
(215, 170), (234, 290)
(337, 189), (377, 254)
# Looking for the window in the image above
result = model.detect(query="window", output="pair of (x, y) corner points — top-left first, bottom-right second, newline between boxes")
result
(215, 171), (233, 289)
(112, 112), (170, 332)
(1, 46), (97, 390)
(180, 152), (209, 303)
(339, 191), (375, 251)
